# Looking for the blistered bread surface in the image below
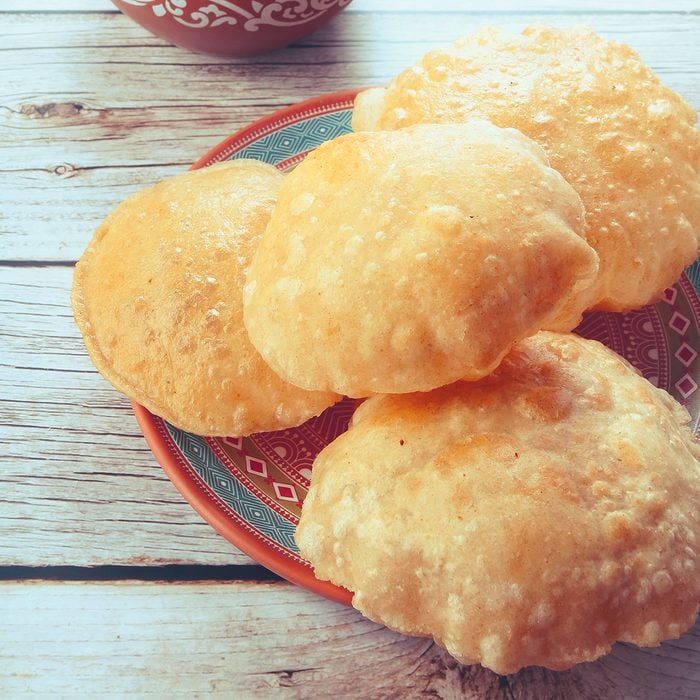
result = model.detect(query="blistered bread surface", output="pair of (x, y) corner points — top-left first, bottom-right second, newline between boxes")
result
(353, 25), (700, 312)
(72, 160), (338, 436)
(296, 332), (700, 674)
(243, 122), (597, 396)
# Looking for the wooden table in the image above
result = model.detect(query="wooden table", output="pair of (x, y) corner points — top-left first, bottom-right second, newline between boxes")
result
(2, 1), (699, 696)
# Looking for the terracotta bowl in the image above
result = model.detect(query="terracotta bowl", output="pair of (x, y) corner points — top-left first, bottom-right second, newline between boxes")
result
(112, 0), (353, 56)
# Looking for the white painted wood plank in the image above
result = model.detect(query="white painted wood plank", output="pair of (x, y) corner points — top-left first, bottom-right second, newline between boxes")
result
(2, 1), (698, 13)
(2, 581), (699, 699)
(364, 1), (700, 9)
(0, 1), (114, 9)
(0, 265), (254, 566)
(1, 11), (698, 262)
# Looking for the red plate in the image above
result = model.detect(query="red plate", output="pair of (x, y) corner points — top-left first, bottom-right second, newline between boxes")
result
(133, 89), (700, 608)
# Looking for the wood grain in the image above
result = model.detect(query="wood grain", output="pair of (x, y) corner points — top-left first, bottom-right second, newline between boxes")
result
(1, 9), (698, 261)
(0, 265), (251, 566)
(2, 580), (699, 699)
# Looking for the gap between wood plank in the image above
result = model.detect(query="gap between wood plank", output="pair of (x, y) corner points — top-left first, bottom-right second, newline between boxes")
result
(0, 260), (76, 267)
(0, 564), (283, 582)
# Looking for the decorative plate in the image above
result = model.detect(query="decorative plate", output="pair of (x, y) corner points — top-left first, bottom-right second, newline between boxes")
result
(133, 89), (700, 607)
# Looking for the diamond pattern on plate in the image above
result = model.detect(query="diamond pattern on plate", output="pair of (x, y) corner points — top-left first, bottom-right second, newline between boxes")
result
(223, 436), (243, 450)
(273, 482), (301, 507)
(663, 287), (678, 305)
(229, 111), (352, 166)
(675, 342), (698, 367)
(168, 426), (300, 553)
(245, 455), (268, 478)
(669, 311), (691, 335)
(676, 374), (698, 399)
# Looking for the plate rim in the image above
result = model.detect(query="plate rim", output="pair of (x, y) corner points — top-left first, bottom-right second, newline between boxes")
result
(190, 86), (364, 170)
(132, 401), (353, 606)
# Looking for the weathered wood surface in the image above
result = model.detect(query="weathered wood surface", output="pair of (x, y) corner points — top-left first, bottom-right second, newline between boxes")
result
(1, 6), (698, 261)
(3, 0), (696, 568)
(0, 263), (252, 566)
(2, 580), (699, 699)
(1, 1), (699, 697)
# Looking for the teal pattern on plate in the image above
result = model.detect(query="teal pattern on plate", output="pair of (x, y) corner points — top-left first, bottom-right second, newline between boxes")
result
(229, 110), (352, 166)
(166, 426), (300, 553)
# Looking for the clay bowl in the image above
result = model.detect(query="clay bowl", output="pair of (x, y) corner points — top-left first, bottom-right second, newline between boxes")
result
(112, 0), (353, 57)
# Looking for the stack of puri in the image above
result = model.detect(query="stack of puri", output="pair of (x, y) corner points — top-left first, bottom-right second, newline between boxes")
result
(72, 25), (700, 675)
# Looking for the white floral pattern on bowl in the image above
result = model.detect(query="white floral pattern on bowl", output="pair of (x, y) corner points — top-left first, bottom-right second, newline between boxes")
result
(120, 0), (353, 30)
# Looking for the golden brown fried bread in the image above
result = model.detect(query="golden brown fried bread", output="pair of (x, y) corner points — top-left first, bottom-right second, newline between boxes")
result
(296, 332), (700, 674)
(243, 122), (598, 397)
(72, 160), (338, 436)
(353, 25), (700, 313)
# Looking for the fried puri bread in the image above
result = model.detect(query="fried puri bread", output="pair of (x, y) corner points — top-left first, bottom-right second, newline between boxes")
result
(296, 332), (700, 674)
(72, 160), (338, 436)
(353, 25), (700, 313)
(243, 122), (598, 397)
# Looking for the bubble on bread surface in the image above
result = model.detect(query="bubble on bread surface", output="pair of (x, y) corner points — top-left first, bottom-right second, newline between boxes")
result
(295, 332), (700, 674)
(352, 24), (700, 314)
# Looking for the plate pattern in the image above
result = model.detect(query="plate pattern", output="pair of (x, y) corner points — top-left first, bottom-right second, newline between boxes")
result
(153, 397), (357, 568)
(158, 422), (301, 556)
(140, 93), (700, 601)
(197, 100), (353, 169)
(577, 272), (700, 434)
